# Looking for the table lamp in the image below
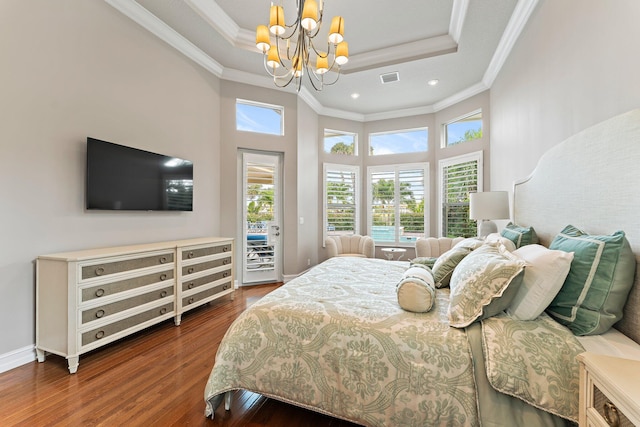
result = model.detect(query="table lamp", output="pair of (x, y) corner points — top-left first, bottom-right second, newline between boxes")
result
(469, 191), (510, 237)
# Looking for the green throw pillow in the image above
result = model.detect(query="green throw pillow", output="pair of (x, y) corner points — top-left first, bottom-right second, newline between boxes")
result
(547, 225), (636, 336)
(448, 242), (526, 328)
(410, 257), (438, 269)
(432, 238), (484, 288)
(501, 222), (539, 248)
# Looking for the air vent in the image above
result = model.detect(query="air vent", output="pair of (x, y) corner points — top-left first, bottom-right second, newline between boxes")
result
(380, 72), (400, 84)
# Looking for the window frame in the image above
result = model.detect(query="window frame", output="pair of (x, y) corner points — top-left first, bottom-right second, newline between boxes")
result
(437, 151), (483, 237)
(323, 163), (360, 245)
(323, 129), (358, 156)
(235, 98), (284, 136)
(366, 162), (429, 247)
(368, 127), (429, 156)
(442, 109), (483, 148)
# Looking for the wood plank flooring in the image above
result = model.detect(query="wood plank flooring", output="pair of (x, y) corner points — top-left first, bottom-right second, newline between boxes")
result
(0, 284), (361, 427)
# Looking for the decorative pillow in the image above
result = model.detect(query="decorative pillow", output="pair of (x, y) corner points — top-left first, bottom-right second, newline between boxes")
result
(507, 244), (574, 320)
(410, 257), (438, 269)
(397, 266), (436, 313)
(432, 238), (484, 288)
(448, 242), (526, 328)
(485, 232), (517, 252)
(546, 225), (635, 336)
(501, 222), (539, 248)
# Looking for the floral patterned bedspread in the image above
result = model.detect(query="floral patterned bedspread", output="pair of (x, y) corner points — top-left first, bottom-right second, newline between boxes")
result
(204, 257), (583, 426)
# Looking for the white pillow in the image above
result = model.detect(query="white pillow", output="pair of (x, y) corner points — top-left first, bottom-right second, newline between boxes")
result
(507, 244), (574, 320)
(397, 266), (436, 313)
(486, 233), (517, 252)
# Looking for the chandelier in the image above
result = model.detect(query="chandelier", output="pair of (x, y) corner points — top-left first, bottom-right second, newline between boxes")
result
(255, 0), (349, 91)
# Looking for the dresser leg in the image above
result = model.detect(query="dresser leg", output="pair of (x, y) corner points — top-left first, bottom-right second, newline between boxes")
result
(67, 356), (79, 374)
(174, 314), (182, 326)
(35, 348), (46, 363)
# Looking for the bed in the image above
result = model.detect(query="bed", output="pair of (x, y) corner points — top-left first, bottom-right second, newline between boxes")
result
(204, 109), (640, 426)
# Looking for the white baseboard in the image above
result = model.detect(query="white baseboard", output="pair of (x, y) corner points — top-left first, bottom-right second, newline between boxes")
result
(0, 345), (36, 374)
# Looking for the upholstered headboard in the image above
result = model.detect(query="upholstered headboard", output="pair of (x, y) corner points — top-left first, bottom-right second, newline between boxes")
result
(513, 109), (640, 345)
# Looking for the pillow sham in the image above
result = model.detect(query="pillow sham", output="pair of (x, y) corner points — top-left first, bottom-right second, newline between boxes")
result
(501, 222), (538, 248)
(507, 244), (574, 321)
(547, 225), (635, 336)
(448, 242), (525, 328)
(397, 266), (436, 313)
(485, 232), (517, 252)
(431, 238), (484, 288)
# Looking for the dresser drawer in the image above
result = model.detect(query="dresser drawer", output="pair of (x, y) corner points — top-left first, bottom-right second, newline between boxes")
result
(182, 281), (232, 307)
(81, 252), (174, 280)
(182, 270), (231, 292)
(81, 286), (174, 324)
(593, 385), (635, 427)
(182, 244), (232, 260)
(182, 256), (231, 276)
(81, 302), (174, 346)
(81, 269), (174, 302)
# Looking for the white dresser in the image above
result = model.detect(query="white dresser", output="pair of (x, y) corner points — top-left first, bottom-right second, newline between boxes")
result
(36, 237), (234, 373)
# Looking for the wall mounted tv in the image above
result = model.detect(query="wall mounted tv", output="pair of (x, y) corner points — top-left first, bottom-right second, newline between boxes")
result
(86, 137), (193, 211)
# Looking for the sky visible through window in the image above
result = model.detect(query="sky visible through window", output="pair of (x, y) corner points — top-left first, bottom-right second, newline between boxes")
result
(369, 128), (428, 155)
(236, 101), (283, 136)
(446, 112), (482, 146)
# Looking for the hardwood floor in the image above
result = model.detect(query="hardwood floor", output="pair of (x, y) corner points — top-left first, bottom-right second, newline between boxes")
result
(0, 284), (361, 427)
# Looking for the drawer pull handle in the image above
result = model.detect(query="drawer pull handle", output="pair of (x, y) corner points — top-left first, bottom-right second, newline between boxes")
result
(95, 288), (105, 297)
(188, 283), (195, 289)
(603, 402), (620, 427)
(95, 330), (105, 339)
(223, 246), (229, 252)
(95, 309), (105, 319)
(223, 284), (228, 290)
(160, 307), (167, 315)
(223, 272), (229, 278)
(95, 267), (105, 276)
(188, 297), (195, 304)
(223, 259), (230, 265)
(188, 251), (195, 259)
(159, 256), (168, 264)
(160, 273), (167, 281)
(160, 290), (168, 298)
(187, 267), (194, 274)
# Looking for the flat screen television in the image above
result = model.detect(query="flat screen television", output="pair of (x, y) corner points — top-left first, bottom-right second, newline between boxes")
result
(86, 137), (193, 211)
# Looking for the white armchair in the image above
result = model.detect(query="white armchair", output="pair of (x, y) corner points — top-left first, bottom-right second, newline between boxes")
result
(325, 235), (375, 258)
(415, 237), (465, 258)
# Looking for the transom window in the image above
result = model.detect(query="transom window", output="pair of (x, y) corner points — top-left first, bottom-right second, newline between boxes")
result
(324, 129), (357, 155)
(443, 110), (483, 147)
(369, 127), (428, 156)
(236, 99), (284, 136)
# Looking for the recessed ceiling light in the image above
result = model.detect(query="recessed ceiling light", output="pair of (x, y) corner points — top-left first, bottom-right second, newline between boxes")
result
(427, 79), (439, 86)
(351, 93), (360, 99)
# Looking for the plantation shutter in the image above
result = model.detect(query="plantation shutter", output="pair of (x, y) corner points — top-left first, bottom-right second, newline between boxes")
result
(370, 170), (396, 242)
(325, 166), (358, 236)
(398, 168), (425, 239)
(442, 159), (478, 237)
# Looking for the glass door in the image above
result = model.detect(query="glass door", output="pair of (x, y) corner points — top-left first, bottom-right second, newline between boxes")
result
(241, 151), (282, 284)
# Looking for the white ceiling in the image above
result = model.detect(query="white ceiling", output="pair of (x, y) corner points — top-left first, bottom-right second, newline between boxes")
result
(106, 0), (538, 121)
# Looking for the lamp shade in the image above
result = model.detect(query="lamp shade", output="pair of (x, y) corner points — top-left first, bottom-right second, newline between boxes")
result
(335, 41), (349, 65)
(469, 191), (509, 220)
(328, 16), (344, 44)
(256, 25), (271, 53)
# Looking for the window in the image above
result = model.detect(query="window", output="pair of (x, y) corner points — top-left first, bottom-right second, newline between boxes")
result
(236, 99), (284, 136)
(444, 110), (482, 147)
(324, 129), (357, 155)
(369, 127), (428, 156)
(439, 151), (483, 237)
(324, 164), (359, 242)
(367, 163), (428, 245)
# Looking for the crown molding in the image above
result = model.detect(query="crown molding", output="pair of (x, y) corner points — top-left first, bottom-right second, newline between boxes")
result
(184, 0), (239, 45)
(105, 0), (224, 77)
(449, 0), (469, 44)
(432, 81), (489, 112)
(483, 0), (539, 87)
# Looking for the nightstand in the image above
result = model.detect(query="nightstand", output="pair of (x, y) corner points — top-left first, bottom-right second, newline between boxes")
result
(577, 352), (640, 426)
(381, 247), (406, 261)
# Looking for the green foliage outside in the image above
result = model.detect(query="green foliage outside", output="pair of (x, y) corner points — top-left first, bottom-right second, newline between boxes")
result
(330, 142), (354, 155)
(246, 184), (274, 224)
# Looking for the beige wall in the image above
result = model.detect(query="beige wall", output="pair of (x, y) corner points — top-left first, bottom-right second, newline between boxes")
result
(0, 1), (221, 356)
(490, 0), (640, 193)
